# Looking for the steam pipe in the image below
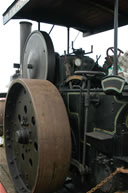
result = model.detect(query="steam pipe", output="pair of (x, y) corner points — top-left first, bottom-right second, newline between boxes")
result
(20, 21), (32, 74)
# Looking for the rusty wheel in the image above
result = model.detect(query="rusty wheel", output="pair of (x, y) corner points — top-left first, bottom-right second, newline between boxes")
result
(4, 79), (71, 193)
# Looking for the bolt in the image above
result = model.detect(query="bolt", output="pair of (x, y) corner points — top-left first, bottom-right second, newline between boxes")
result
(6, 136), (10, 140)
(5, 130), (9, 134)
(5, 114), (10, 119)
(14, 175), (19, 179)
(7, 144), (11, 148)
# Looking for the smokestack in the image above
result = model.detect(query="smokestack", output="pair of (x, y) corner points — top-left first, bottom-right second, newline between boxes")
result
(20, 21), (32, 75)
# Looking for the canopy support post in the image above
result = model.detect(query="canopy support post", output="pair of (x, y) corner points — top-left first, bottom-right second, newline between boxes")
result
(113, 0), (119, 75)
(38, 22), (40, 31)
(67, 27), (70, 55)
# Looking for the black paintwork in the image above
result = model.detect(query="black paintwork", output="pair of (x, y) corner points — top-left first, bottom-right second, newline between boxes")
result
(57, 53), (128, 192)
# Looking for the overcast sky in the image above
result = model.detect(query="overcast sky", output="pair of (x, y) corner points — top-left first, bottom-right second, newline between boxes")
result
(1, 1), (128, 92)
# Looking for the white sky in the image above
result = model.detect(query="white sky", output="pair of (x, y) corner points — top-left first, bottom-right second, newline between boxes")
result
(1, 1), (128, 92)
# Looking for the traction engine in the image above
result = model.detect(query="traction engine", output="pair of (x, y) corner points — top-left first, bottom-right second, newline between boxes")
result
(3, 22), (128, 193)
(2, 0), (128, 192)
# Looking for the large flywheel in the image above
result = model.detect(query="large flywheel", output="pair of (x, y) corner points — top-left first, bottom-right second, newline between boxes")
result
(4, 79), (71, 193)
(22, 31), (55, 82)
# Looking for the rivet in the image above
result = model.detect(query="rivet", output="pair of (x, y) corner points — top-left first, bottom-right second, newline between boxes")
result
(10, 160), (14, 164)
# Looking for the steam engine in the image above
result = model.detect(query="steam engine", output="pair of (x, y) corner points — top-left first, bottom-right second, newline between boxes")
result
(3, 22), (128, 193)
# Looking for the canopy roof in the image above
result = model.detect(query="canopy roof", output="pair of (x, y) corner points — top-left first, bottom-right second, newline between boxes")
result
(3, 0), (128, 35)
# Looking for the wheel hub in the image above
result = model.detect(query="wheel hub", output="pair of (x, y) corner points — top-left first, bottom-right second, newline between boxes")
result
(15, 129), (29, 144)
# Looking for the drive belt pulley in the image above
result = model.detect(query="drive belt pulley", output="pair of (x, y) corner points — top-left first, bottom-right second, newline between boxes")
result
(4, 79), (71, 193)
